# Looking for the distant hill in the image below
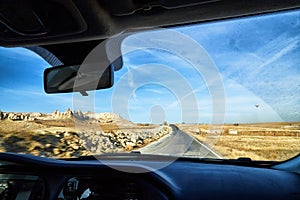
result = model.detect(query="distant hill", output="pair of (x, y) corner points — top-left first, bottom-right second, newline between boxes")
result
(0, 109), (132, 125)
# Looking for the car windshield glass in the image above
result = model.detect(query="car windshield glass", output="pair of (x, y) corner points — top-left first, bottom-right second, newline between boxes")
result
(0, 9), (299, 161)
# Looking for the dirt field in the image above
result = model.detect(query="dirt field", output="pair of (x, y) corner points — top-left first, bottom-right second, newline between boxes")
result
(177, 122), (300, 161)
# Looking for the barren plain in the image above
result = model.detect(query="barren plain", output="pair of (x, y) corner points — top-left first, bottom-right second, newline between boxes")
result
(177, 122), (300, 161)
(1, 109), (299, 161)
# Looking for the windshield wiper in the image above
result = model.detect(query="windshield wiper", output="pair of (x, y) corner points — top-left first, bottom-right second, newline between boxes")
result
(178, 156), (279, 168)
(62, 154), (279, 168)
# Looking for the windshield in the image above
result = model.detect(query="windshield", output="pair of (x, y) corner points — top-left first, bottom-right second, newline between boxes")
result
(0, 9), (299, 161)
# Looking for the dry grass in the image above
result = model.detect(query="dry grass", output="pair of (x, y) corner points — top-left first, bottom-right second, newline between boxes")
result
(194, 134), (300, 161)
(177, 122), (300, 161)
(0, 120), (67, 156)
(34, 119), (75, 128)
(98, 123), (157, 132)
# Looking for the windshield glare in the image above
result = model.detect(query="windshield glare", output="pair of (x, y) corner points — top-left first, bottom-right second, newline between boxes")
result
(0, 9), (299, 161)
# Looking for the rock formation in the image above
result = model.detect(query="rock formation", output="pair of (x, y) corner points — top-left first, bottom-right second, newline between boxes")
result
(53, 108), (73, 119)
(0, 110), (3, 120)
(0, 112), (42, 121)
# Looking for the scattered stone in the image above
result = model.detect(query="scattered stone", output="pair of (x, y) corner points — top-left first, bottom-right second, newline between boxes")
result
(45, 143), (51, 148)
(70, 143), (79, 150)
(53, 148), (60, 155)
(64, 132), (70, 137)
(28, 142), (44, 151)
(125, 145), (133, 151)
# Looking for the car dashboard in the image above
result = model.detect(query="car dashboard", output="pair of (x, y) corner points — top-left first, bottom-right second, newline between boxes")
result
(0, 153), (299, 200)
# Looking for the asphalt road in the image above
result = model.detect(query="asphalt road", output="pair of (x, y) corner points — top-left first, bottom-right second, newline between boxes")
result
(140, 125), (222, 159)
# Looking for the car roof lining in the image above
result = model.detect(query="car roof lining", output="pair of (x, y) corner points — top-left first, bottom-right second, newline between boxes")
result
(1, 0), (300, 68)
(0, 0), (300, 47)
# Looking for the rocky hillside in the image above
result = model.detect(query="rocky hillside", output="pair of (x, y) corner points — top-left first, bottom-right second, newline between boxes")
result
(0, 109), (172, 158)
(0, 109), (133, 124)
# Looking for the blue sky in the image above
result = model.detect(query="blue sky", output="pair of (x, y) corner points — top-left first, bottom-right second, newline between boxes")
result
(0, 9), (299, 124)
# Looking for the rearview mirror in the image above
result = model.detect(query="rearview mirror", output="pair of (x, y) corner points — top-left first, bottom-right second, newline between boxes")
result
(44, 64), (114, 95)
